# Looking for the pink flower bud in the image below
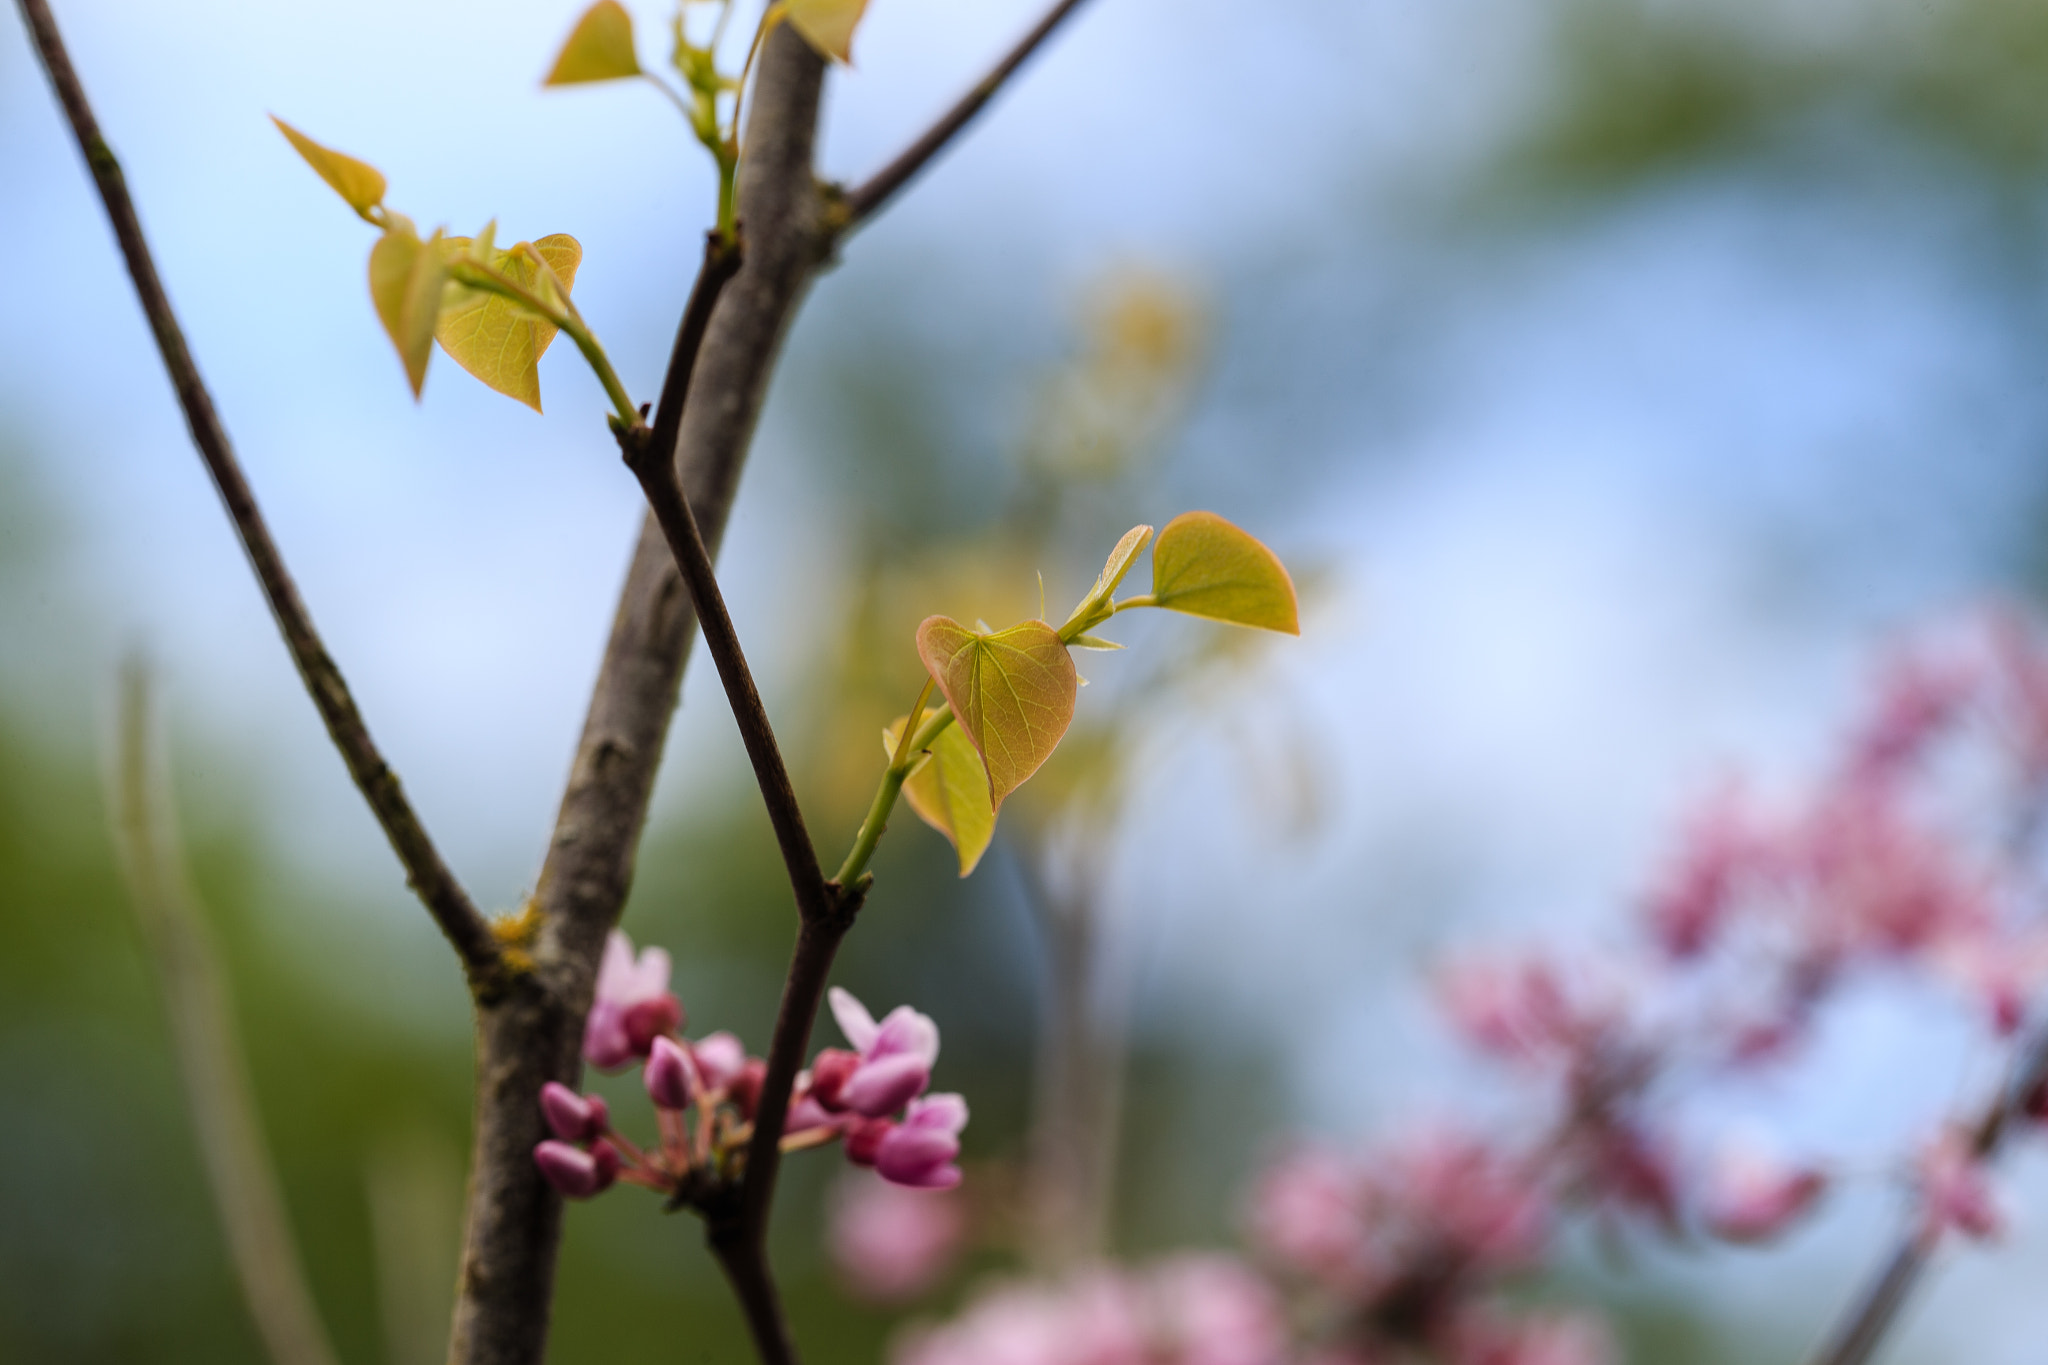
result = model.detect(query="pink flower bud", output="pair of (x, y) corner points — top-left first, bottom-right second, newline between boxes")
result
(1917, 1129), (2002, 1242)
(623, 994), (684, 1053)
(808, 1048), (860, 1112)
(535, 1139), (618, 1199)
(645, 1036), (697, 1111)
(842, 1053), (932, 1117)
(540, 1082), (608, 1143)
(691, 1032), (747, 1092)
(844, 1117), (894, 1167)
(730, 1059), (768, 1120)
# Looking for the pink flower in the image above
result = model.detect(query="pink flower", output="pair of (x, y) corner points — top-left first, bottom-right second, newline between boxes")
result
(690, 1031), (748, 1092)
(829, 986), (940, 1117)
(1700, 1144), (1826, 1244)
(1449, 1312), (1614, 1365)
(1139, 1256), (1288, 1365)
(1640, 786), (1763, 958)
(583, 931), (684, 1071)
(827, 1169), (968, 1303)
(644, 1036), (697, 1111)
(539, 1081), (608, 1143)
(1916, 1129), (2002, 1242)
(1248, 1145), (1360, 1278)
(876, 1093), (968, 1189)
(534, 1137), (621, 1199)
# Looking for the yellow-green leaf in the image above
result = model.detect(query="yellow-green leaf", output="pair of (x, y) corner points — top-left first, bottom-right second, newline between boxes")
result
(433, 234), (583, 412)
(1092, 523), (1154, 601)
(545, 0), (643, 84)
(915, 616), (1077, 811)
(271, 116), (386, 222)
(1148, 510), (1300, 634)
(784, 0), (870, 63)
(883, 712), (996, 877)
(368, 221), (448, 399)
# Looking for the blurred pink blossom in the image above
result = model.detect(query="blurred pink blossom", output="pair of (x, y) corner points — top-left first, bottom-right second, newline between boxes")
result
(1700, 1144), (1827, 1245)
(1916, 1129), (2002, 1243)
(827, 1170), (968, 1303)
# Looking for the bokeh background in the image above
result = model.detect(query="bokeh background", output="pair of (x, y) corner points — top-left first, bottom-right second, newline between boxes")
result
(8, 0), (2048, 1359)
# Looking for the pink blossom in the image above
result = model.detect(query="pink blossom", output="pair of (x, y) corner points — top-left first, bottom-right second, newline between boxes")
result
(1795, 783), (1988, 961)
(827, 1169), (968, 1303)
(583, 931), (684, 1071)
(1916, 1129), (2002, 1242)
(690, 1031), (748, 1091)
(539, 1081), (608, 1143)
(891, 1258), (1283, 1365)
(1700, 1144), (1826, 1244)
(1640, 786), (1762, 958)
(1247, 1145), (1360, 1279)
(534, 1137), (621, 1199)
(876, 1093), (968, 1189)
(1845, 647), (1975, 789)
(829, 986), (940, 1117)
(807, 1047), (862, 1111)
(1449, 1312), (1614, 1365)
(644, 1036), (697, 1111)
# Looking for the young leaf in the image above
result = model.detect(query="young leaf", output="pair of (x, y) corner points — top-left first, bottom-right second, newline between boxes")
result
(434, 235), (583, 412)
(916, 617), (1078, 811)
(1093, 523), (1154, 601)
(545, 0), (643, 84)
(784, 0), (870, 63)
(1148, 511), (1300, 634)
(368, 220), (448, 399)
(271, 116), (386, 222)
(883, 713), (997, 877)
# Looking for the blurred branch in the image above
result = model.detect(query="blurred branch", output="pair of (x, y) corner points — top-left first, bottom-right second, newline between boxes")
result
(14, 0), (501, 988)
(838, 0), (1097, 232)
(109, 659), (341, 1365)
(1806, 1033), (2048, 1365)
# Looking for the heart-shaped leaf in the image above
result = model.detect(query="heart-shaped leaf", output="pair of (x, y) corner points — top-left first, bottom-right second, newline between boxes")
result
(1149, 511), (1299, 634)
(434, 234), (583, 412)
(883, 712), (996, 877)
(272, 116), (386, 222)
(784, 0), (870, 63)
(915, 617), (1077, 811)
(368, 220), (448, 399)
(545, 1), (642, 84)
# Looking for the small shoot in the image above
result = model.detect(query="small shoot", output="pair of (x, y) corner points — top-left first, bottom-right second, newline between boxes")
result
(274, 119), (634, 422)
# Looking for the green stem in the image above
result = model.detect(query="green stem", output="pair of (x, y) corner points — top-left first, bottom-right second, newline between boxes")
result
(450, 260), (642, 429)
(833, 703), (957, 886)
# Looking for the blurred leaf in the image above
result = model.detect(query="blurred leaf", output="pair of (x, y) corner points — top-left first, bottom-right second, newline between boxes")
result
(916, 617), (1077, 811)
(784, 0), (870, 63)
(434, 235), (582, 412)
(884, 712), (996, 877)
(271, 116), (386, 222)
(544, 0), (643, 84)
(1149, 511), (1299, 634)
(368, 221), (448, 400)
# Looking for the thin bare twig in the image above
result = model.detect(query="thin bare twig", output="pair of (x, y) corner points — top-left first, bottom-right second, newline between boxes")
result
(16, 0), (501, 986)
(838, 0), (1096, 231)
(110, 659), (342, 1365)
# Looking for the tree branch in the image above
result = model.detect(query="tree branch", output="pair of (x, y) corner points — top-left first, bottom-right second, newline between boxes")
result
(448, 26), (833, 1365)
(1805, 1035), (2048, 1365)
(837, 0), (1095, 232)
(15, 0), (501, 987)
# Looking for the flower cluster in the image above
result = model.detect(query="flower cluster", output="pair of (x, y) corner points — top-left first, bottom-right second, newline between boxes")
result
(533, 932), (968, 1203)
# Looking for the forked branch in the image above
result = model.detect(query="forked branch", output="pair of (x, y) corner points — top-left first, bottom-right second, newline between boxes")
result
(838, 0), (1096, 232)
(15, 0), (501, 987)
